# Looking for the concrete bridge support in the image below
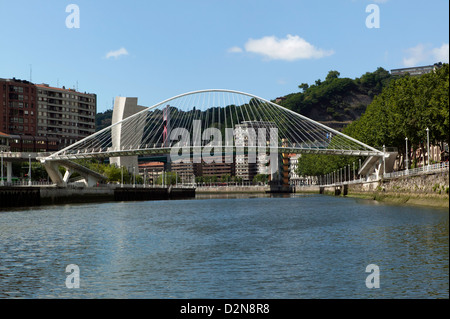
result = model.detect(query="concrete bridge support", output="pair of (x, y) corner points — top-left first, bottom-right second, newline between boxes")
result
(41, 159), (106, 187)
(42, 160), (65, 187)
(110, 97), (147, 172)
(0, 161), (12, 185)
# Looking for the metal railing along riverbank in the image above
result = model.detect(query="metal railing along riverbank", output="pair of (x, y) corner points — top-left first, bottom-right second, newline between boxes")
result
(313, 161), (449, 188)
(383, 161), (449, 179)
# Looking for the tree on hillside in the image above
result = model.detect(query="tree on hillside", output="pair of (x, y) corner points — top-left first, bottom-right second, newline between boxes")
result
(326, 70), (340, 82)
(343, 63), (449, 169)
(295, 64), (449, 176)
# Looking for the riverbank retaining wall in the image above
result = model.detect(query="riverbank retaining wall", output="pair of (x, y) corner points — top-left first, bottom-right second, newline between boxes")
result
(1, 187), (196, 208)
(196, 186), (269, 193)
(0, 187), (41, 208)
(347, 170), (449, 208)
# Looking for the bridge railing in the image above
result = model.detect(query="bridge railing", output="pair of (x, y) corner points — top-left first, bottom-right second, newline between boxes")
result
(1, 181), (55, 187)
(383, 161), (449, 179)
(316, 161), (449, 187)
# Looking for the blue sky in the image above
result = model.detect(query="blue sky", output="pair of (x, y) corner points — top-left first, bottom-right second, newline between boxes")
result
(0, 0), (448, 112)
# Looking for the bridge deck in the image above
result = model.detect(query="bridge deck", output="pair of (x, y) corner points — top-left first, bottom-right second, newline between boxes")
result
(40, 147), (383, 161)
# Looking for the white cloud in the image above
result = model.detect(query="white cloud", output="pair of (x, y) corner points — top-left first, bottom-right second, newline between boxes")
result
(228, 46), (243, 53)
(403, 43), (449, 67)
(105, 47), (129, 59)
(432, 43), (450, 63)
(403, 44), (429, 67)
(230, 34), (334, 61)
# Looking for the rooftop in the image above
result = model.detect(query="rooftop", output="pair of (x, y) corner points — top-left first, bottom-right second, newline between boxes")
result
(36, 83), (96, 96)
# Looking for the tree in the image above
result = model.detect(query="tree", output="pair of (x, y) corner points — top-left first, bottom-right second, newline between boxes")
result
(157, 172), (180, 185)
(253, 174), (269, 185)
(298, 83), (309, 92)
(326, 70), (340, 82)
(342, 63), (449, 169)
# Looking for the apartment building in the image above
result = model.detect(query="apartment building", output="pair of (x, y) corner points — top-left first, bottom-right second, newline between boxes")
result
(36, 84), (96, 149)
(390, 63), (444, 77)
(0, 78), (38, 136)
(235, 121), (277, 181)
(1, 78), (97, 152)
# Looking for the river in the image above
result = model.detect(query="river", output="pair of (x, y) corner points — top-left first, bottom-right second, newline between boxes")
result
(0, 194), (448, 299)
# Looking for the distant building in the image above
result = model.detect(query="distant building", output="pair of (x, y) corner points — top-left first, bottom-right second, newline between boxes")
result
(391, 63), (443, 77)
(139, 161), (165, 184)
(275, 97), (286, 104)
(0, 78), (38, 137)
(235, 121), (278, 182)
(0, 131), (17, 152)
(36, 84), (97, 149)
(289, 154), (302, 186)
(199, 156), (235, 179)
(0, 77), (97, 152)
(171, 161), (200, 184)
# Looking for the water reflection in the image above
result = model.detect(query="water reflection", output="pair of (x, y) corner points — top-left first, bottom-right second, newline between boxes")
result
(0, 195), (448, 299)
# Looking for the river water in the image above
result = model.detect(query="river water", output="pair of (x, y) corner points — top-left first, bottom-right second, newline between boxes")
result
(0, 194), (448, 299)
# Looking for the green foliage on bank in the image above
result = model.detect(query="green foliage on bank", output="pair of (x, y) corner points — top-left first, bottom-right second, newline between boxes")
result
(296, 64), (449, 176)
(72, 159), (142, 184)
(279, 68), (392, 121)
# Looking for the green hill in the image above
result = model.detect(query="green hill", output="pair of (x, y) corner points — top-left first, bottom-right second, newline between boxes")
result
(95, 109), (113, 132)
(275, 68), (393, 130)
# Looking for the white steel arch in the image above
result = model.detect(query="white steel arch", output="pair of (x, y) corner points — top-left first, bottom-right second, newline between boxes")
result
(41, 89), (385, 161)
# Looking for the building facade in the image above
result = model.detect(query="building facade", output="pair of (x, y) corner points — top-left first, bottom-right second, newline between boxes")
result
(234, 121), (277, 182)
(1, 78), (97, 152)
(390, 63), (443, 77)
(36, 84), (96, 149)
(0, 78), (38, 137)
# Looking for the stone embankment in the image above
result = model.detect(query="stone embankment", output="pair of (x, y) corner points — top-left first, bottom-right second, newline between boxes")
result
(347, 171), (449, 208)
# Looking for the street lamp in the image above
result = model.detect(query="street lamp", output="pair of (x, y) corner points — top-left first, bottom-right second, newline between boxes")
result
(405, 137), (409, 172)
(383, 145), (386, 178)
(144, 168), (147, 188)
(28, 154), (32, 186)
(426, 128), (430, 168)
(121, 166), (124, 188)
(359, 158), (362, 180)
(1, 150), (4, 187)
(133, 166), (136, 188)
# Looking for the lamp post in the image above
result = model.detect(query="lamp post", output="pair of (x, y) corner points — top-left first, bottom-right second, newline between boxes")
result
(1, 150), (4, 187)
(144, 168), (147, 188)
(405, 137), (409, 172)
(133, 166), (136, 188)
(121, 166), (123, 188)
(383, 145), (386, 178)
(28, 154), (32, 186)
(344, 167), (346, 183)
(426, 128), (430, 168)
(359, 158), (362, 180)
(348, 164), (350, 182)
